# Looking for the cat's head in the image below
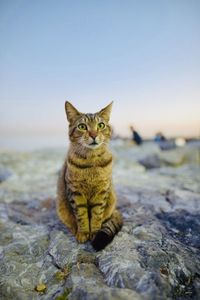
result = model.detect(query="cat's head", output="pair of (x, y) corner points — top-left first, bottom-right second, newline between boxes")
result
(65, 101), (113, 149)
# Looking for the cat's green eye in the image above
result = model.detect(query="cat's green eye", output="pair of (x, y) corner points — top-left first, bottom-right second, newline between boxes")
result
(98, 122), (105, 130)
(78, 123), (87, 131)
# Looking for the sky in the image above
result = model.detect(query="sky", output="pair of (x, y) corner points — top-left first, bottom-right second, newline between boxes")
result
(0, 0), (200, 147)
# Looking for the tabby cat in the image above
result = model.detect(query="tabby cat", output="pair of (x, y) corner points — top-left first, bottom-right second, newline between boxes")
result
(56, 101), (123, 251)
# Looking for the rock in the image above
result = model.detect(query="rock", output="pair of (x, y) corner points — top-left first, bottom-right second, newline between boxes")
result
(0, 141), (200, 299)
(67, 263), (143, 300)
(157, 141), (176, 151)
(137, 141), (200, 169)
(97, 200), (200, 300)
(138, 154), (162, 169)
(0, 167), (12, 182)
(159, 149), (185, 166)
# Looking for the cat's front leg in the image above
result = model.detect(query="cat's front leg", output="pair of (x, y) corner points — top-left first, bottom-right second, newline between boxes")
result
(72, 193), (89, 243)
(90, 189), (116, 240)
(90, 199), (106, 239)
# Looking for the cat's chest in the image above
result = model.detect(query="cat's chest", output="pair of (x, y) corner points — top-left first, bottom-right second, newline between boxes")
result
(66, 155), (112, 190)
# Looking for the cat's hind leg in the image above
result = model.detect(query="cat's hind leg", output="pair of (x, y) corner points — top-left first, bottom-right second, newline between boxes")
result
(56, 195), (77, 235)
(56, 164), (77, 234)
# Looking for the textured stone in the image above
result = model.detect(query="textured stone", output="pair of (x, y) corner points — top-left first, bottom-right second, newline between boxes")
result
(97, 201), (200, 299)
(0, 141), (200, 299)
(138, 154), (162, 169)
(0, 167), (12, 182)
(67, 263), (143, 300)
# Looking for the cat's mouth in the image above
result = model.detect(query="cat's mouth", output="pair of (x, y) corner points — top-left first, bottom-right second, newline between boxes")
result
(90, 141), (98, 146)
(87, 141), (101, 149)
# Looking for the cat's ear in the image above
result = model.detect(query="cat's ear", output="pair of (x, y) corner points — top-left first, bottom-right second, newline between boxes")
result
(98, 101), (113, 122)
(65, 101), (81, 123)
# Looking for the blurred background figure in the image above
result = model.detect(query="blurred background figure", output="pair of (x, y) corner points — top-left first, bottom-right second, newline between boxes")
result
(130, 126), (143, 145)
(154, 131), (175, 151)
(154, 132), (167, 142)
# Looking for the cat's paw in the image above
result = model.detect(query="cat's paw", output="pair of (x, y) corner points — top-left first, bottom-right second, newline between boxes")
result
(76, 232), (89, 243)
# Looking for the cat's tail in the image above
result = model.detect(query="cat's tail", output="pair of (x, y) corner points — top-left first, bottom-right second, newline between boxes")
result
(91, 209), (123, 251)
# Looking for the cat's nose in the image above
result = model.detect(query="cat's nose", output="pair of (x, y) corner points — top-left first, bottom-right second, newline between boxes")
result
(89, 131), (97, 140)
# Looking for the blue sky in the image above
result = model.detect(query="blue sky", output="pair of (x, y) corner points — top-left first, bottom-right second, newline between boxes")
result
(0, 0), (200, 140)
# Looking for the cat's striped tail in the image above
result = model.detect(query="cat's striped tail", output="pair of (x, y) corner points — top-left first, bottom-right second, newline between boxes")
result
(91, 209), (123, 251)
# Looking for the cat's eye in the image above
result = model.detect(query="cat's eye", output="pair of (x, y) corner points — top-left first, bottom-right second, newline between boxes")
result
(98, 122), (105, 129)
(78, 123), (87, 131)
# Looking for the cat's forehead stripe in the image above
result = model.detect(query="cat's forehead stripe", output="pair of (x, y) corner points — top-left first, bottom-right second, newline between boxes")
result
(78, 114), (103, 124)
(82, 117), (87, 123)
(86, 114), (95, 122)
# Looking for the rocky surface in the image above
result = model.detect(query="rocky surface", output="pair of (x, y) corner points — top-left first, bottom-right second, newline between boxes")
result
(0, 141), (200, 300)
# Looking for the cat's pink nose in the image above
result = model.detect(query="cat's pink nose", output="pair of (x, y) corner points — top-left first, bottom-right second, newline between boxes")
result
(89, 131), (97, 139)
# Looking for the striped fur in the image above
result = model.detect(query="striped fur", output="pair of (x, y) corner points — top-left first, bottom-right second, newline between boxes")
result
(56, 101), (123, 250)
